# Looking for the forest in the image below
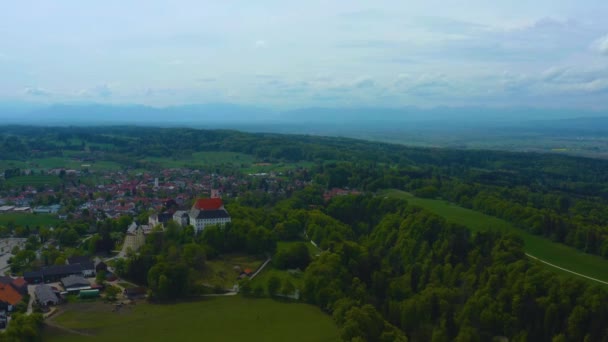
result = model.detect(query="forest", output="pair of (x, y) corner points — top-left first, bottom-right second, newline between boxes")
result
(1, 126), (608, 341)
(2, 125), (608, 258)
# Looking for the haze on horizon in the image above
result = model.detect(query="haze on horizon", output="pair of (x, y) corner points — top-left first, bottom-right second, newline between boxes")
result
(1, 0), (608, 110)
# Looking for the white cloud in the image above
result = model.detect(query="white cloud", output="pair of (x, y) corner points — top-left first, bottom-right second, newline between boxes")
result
(593, 34), (608, 55)
(23, 87), (51, 97)
(254, 40), (267, 48)
(79, 84), (112, 98)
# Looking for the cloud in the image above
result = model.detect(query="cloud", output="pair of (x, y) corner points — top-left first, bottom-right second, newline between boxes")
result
(353, 78), (375, 89)
(593, 34), (608, 55)
(196, 78), (216, 83)
(254, 40), (267, 48)
(79, 84), (112, 98)
(24, 87), (51, 97)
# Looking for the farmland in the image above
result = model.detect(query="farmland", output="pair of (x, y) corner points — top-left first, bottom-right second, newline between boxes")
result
(383, 189), (608, 285)
(44, 296), (339, 342)
(4, 175), (62, 187)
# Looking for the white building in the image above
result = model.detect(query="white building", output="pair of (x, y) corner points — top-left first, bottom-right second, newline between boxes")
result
(188, 198), (231, 233)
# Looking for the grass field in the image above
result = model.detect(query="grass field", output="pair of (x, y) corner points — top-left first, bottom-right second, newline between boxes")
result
(141, 152), (255, 169)
(0, 213), (60, 227)
(382, 189), (608, 284)
(203, 254), (265, 289)
(1, 157), (122, 172)
(44, 296), (339, 342)
(251, 241), (318, 292)
(5, 175), (62, 187)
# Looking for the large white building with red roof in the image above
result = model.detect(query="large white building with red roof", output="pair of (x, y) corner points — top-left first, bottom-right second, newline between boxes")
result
(188, 198), (231, 233)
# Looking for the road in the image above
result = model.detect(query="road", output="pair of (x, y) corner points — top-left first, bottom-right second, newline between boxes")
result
(249, 257), (272, 280)
(525, 253), (608, 286)
(26, 285), (35, 314)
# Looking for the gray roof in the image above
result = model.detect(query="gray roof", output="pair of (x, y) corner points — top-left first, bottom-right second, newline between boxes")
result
(194, 209), (230, 220)
(35, 284), (58, 304)
(61, 275), (90, 289)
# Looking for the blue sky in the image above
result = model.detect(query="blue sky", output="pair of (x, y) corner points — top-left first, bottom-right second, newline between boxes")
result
(1, 0), (608, 108)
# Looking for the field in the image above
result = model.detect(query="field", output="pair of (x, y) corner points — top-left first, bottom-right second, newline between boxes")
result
(383, 189), (608, 284)
(0, 157), (122, 172)
(140, 152), (255, 169)
(0, 213), (60, 227)
(202, 254), (266, 289)
(44, 296), (339, 342)
(250, 241), (319, 292)
(4, 175), (61, 187)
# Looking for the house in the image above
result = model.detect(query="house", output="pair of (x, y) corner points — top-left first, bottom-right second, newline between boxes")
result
(124, 287), (147, 299)
(34, 284), (59, 307)
(67, 256), (96, 277)
(148, 212), (173, 227)
(95, 261), (108, 274)
(0, 276), (27, 295)
(172, 210), (189, 227)
(0, 283), (23, 312)
(23, 270), (43, 284)
(61, 275), (91, 292)
(42, 264), (84, 282)
(188, 198), (231, 233)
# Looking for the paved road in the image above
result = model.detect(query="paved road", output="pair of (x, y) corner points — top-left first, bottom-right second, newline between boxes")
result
(249, 257), (272, 280)
(26, 285), (35, 315)
(526, 253), (608, 286)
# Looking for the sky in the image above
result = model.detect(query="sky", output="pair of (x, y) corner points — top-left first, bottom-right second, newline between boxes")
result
(1, 0), (608, 109)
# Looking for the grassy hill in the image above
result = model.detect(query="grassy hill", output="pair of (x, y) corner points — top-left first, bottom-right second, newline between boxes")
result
(44, 296), (339, 342)
(382, 189), (608, 285)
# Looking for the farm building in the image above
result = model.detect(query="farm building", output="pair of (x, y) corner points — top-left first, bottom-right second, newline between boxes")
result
(79, 289), (100, 299)
(35, 284), (59, 306)
(124, 287), (147, 299)
(61, 275), (91, 292)
(67, 256), (96, 277)
(25, 259), (96, 283)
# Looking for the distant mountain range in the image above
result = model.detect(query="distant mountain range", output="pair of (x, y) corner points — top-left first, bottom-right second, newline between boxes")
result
(1, 102), (607, 133)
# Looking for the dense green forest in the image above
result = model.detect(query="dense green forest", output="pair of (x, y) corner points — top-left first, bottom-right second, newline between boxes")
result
(2, 126), (608, 258)
(2, 126), (608, 340)
(114, 189), (608, 341)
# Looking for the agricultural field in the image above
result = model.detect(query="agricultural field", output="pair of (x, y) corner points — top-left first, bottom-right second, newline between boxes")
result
(140, 152), (255, 169)
(0, 213), (60, 227)
(383, 189), (608, 285)
(4, 175), (62, 187)
(1, 157), (122, 172)
(44, 296), (339, 342)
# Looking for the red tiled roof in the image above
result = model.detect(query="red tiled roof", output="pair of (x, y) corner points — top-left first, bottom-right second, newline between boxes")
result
(12, 277), (26, 287)
(0, 283), (22, 305)
(194, 198), (223, 210)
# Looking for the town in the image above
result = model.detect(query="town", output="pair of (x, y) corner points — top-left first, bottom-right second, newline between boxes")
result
(0, 163), (360, 331)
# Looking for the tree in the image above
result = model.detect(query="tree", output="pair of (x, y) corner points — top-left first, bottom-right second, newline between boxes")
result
(104, 285), (120, 302)
(96, 270), (107, 286)
(267, 276), (281, 297)
(3, 313), (43, 341)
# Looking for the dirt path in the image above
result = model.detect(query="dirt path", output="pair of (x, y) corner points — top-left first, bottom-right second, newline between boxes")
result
(525, 253), (608, 286)
(44, 320), (95, 337)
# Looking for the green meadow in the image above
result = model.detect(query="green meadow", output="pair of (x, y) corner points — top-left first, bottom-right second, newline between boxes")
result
(44, 296), (339, 342)
(382, 189), (608, 285)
